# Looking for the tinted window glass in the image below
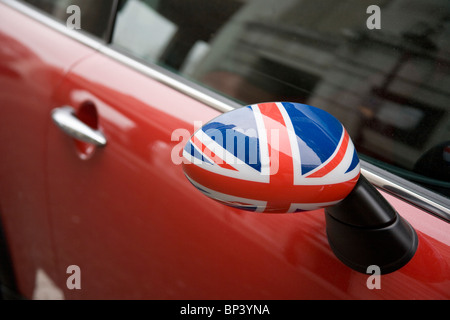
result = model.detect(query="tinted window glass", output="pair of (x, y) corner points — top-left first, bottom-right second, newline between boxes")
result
(22, 0), (114, 39)
(112, 0), (450, 198)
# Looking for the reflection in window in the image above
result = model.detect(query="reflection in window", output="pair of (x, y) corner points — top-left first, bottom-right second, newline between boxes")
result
(112, 0), (450, 198)
(113, 0), (177, 62)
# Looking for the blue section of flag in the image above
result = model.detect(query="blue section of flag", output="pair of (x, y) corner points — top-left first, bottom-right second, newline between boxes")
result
(282, 102), (343, 175)
(201, 106), (262, 172)
(345, 149), (359, 173)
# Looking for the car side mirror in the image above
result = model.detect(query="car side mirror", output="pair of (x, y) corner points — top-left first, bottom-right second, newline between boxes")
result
(182, 102), (418, 274)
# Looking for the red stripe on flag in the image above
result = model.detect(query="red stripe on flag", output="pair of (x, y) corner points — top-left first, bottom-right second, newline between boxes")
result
(257, 102), (294, 180)
(257, 102), (295, 212)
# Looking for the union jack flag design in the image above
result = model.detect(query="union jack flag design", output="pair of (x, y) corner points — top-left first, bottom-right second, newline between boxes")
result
(183, 102), (360, 213)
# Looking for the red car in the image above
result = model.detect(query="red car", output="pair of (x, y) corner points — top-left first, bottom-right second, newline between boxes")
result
(0, 0), (449, 301)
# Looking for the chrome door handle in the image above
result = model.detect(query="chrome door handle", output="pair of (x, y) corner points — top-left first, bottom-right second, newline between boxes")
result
(51, 106), (107, 147)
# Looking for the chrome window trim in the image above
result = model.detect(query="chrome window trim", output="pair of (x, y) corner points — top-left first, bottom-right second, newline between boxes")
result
(3, 0), (449, 222)
(100, 45), (238, 113)
(361, 162), (450, 222)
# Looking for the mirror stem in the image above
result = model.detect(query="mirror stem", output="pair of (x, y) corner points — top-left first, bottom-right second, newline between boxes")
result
(325, 175), (418, 274)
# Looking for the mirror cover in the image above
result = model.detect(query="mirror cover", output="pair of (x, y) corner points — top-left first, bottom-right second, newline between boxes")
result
(182, 102), (360, 213)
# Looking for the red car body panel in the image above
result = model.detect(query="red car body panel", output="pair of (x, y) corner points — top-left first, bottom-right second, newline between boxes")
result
(0, 2), (449, 299)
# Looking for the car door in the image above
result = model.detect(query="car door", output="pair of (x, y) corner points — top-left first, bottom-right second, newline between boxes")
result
(47, 25), (358, 301)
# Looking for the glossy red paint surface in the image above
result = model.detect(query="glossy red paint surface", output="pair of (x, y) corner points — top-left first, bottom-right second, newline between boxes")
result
(0, 2), (449, 299)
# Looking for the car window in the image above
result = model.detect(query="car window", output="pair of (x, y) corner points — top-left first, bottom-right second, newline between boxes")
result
(112, 0), (450, 199)
(21, 0), (114, 39)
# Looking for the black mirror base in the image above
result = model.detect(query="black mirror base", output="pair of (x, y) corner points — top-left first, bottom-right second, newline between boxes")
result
(325, 211), (418, 274)
(325, 175), (419, 275)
